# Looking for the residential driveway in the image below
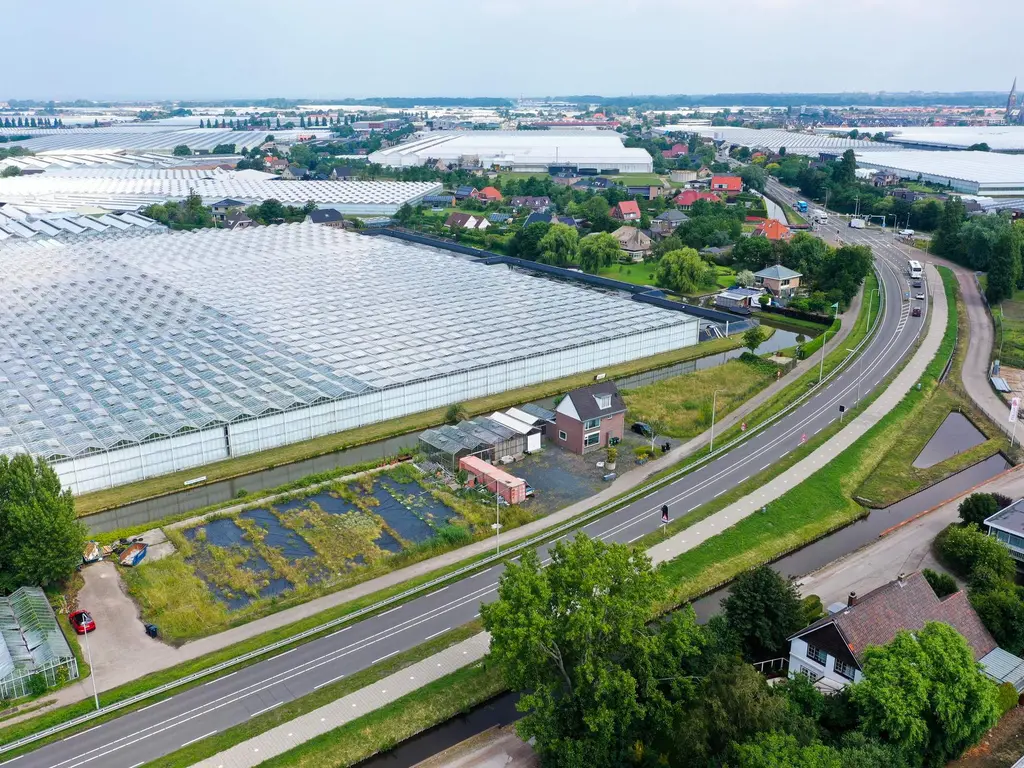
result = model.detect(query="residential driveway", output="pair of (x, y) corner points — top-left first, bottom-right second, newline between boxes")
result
(67, 562), (182, 694)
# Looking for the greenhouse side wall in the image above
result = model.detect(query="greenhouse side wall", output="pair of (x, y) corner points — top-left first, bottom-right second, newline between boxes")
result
(50, 322), (697, 495)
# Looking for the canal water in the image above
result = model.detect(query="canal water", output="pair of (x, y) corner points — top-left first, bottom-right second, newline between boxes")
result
(352, 452), (1010, 767)
(84, 326), (811, 535)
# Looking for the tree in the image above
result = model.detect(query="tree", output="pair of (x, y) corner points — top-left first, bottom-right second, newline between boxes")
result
(1, 166), (21, 177)
(735, 269), (755, 287)
(510, 221), (550, 261)
(481, 535), (705, 768)
(933, 197), (967, 260)
(835, 149), (857, 185)
(986, 226), (1022, 304)
(172, 144), (191, 156)
(731, 731), (842, 768)
(937, 523), (1016, 581)
(655, 248), (714, 294)
(732, 234), (775, 269)
(537, 223), (579, 266)
(0, 454), (86, 592)
(922, 568), (958, 598)
(211, 142), (236, 155)
(958, 493), (999, 528)
(722, 565), (804, 660)
(740, 164), (766, 193)
(578, 232), (620, 274)
(743, 325), (766, 354)
(852, 622), (999, 766)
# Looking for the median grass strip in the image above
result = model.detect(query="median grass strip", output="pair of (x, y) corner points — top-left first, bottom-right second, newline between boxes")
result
(145, 622), (485, 768)
(75, 336), (742, 516)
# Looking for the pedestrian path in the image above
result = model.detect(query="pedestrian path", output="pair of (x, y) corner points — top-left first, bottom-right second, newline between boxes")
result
(194, 271), (936, 768)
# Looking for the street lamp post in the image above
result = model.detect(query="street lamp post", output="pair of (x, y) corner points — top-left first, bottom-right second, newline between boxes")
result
(83, 626), (99, 710)
(709, 389), (725, 452)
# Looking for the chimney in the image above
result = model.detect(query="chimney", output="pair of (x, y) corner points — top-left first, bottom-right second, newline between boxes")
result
(847, 591), (858, 608)
(897, 572), (906, 586)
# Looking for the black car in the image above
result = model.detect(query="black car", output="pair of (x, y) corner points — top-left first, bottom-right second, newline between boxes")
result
(912, 280), (922, 288)
(631, 422), (653, 437)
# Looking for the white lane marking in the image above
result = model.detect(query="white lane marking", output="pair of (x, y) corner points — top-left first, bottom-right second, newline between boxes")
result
(205, 671), (236, 686)
(179, 730), (217, 748)
(313, 673), (346, 691)
(432, 586), (448, 595)
(628, 534), (644, 543)
(423, 627), (451, 642)
(687, 505), (699, 513)
(62, 725), (102, 742)
(371, 650), (401, 665)
(250, 702), (281, 718)
(760, 463), (771, 471)
(138, 700), (164, 713)
(379, 605), (402, 617)
(712, 490), (724, 499)
(325, 627), (350, 639)
(269, 649), (295, 661)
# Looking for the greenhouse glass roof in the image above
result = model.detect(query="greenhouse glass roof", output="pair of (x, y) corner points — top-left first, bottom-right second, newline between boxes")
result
(0, 587), (73, 678)
(0, 224), (696, 460)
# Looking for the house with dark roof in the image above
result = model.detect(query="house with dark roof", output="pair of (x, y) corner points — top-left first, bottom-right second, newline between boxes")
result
(224, 210), (254, 230)
(787, 571), (1008, 692)
(508, 196), (552, 213)
(611, 200), (642, 221)
(754, 264), (802, 297)
(445, 212), (490, 230)
(454, 185), (476, 200)
(306, 208), (346, 228)
(523, 212), (577, 229)
(329, 166), (357, 180)
(626, 185), (662, 201)
(421, 194), (455, 209)
(984, 497), (1024, 566)
(651, 209), (689, 235)
(210, 198), (246, 222)
(551, 382), (626, 454)
(280, 165), (309, 180)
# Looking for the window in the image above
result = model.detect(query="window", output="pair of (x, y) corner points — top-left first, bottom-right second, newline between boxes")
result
(584, 418), (601, 430)
(834, 659), (857, 680)
(798, 665), (822, 682)
(595, 394), (612, 410)
(558, 430), (567, 441)
(584, 432), (601, 447)
(806, 644), (827, 666)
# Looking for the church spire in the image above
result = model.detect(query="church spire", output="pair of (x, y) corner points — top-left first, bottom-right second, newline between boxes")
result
(1008, 78), (1018, 123)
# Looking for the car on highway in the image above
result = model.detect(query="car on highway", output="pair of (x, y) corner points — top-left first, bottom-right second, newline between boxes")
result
(915, 292), (925, 300)
(68, 609), (96, 634)
(912, 307), (922, 317)
(631, 422), (653, 437)
(912, 280), (923, 288)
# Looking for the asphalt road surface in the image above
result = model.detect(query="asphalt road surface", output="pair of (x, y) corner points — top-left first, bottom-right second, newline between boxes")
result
(7, 234), (926, 768)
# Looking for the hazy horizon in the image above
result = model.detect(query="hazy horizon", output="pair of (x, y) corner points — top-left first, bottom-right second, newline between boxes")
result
(7, 0), (1023, 101)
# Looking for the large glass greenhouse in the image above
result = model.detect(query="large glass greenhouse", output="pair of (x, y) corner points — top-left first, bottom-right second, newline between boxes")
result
(0, 224), (699, 494)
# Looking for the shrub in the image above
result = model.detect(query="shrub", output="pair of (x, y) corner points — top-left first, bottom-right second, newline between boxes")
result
(923, 568), (959, 598)
(991, 493), (1013, 511)
(26, 673), (47, 697)
(958, 493), (999, 528)
(935, 524), (1016, 581)
(434, 524), (473, 548)
(998, 682), (1020, 715)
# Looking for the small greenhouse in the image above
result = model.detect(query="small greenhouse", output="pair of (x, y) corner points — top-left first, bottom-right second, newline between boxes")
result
(0, 587), (78, 700)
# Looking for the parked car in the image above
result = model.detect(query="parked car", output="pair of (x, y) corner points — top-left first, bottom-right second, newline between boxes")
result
(915, 292), (925, 300)
(912, 307), (922, 317)
(69, 610), (96, 634)
(631, 422), (653, 437)
(525, 484), (535, 498)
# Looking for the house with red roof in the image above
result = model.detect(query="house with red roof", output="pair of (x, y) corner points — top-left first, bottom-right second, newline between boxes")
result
(611, 200), (642, 221)
(753, 218), (791, 241)
(711, 175), (743, 194)
(475, 186), (503, 203)
(661, 143), (689, 159)
(673, 190), (721, 210)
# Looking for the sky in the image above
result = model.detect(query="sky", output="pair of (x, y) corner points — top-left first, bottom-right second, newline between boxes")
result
(7, 0), (1023, 101)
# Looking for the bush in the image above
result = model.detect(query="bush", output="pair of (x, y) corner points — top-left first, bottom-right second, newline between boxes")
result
(923, 568), (958, 598)
(998, 682), (1020, 715)
(992, 493), (1013, 511)
(796, 317), (841, 360)
(738, 351), (781, 376)
(936, 524), (1016, 581)
(434, 524), (473, 547)
(958, 493), (999, 528)
(26, 673), (47, 697)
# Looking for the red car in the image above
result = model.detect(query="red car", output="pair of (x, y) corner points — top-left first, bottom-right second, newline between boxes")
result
(69, 610), (96, 635)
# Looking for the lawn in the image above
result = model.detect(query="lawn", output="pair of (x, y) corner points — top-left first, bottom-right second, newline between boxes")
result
(600, 262), (659, 287)
(994, 287), (1024, 368)
(124, 465), (530, 643)
(621, 356), (781, 440)
(73, 336), (743, 517)
(609, 173), (666, 187)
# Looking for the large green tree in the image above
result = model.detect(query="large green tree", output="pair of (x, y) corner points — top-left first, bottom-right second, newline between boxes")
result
(538, 223), (579, 266)
(986, 226), (1022, 304)
(578, 232), (620, 274)
(510, 221), (550, 261)
(0, 454), (86, 592)
(722, 565), (805, 660)
(481, 535), (705, 768)
(933, 196), (967, 260)
(958, 493), (999, 528)
(851, 622), (999, 767)
(655, 248), (715, 294)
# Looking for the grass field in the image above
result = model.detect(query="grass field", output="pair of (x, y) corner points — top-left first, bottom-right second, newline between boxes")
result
(622, 357), (779, 440)
(609, 173), (666, 187)
(994, 288), (1024, 368)
(600, 262), (659, 287)
(74, 336), (743, 516)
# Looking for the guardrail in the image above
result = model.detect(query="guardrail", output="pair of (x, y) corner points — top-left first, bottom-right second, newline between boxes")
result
(0, 266), (889, 756)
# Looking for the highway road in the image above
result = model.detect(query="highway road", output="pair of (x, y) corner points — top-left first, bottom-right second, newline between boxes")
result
(6, 228), (927, 768)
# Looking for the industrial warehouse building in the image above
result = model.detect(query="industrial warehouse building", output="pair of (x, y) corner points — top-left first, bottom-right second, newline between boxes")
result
(855, 150), (1024, 196)
(0, 224), (699, 494)
(369, 132), (654, 173)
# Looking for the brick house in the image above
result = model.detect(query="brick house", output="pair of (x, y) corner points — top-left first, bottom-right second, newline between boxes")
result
(611, 200), (642, 221)
(754, 264), (802, 297)
(551, 382), (626, 454)
(787, 571), (999, 692)
(673, 189), (721, 210)
(752, 218), (791, 241)
(476, 186), (503, 203)
(612, 226), (653, 262)
(710, 175), (743, 194)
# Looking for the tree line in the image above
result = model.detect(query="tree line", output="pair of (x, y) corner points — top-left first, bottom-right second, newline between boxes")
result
(482, 534), (1007, 768)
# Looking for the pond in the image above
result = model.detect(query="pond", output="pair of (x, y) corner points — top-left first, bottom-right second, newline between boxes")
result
(913, 411), (987, 468)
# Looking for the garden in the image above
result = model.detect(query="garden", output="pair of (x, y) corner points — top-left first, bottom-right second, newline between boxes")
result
(124, 464), (531, 642)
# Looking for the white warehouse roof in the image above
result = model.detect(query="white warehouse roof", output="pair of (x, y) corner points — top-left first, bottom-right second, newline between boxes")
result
(370, 131), (654, 173)
(661, 126), (883, 156)
(0, 170), (440, 214)
(855, 150), (1024, 196)
(7, 127), (318, 154)
(878, 126), (1024, 152)
(0, 223), (697, 468)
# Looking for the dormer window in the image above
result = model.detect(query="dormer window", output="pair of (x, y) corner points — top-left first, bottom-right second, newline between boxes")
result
(595, 394), (612, 410)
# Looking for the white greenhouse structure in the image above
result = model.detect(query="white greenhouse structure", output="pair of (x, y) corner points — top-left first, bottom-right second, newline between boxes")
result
(0, 587), (79, 700)
(0, 224), (699, 494)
